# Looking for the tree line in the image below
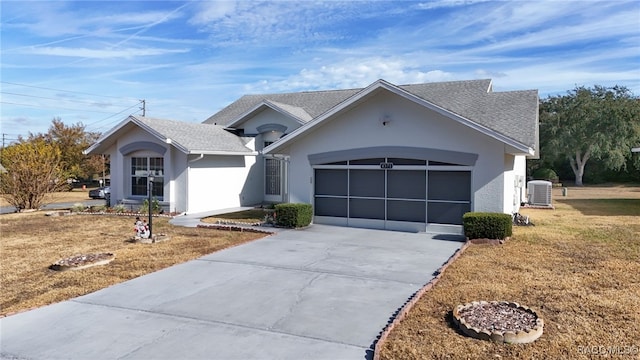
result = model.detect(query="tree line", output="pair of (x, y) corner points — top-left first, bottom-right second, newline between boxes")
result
(533, 85), (640, 185)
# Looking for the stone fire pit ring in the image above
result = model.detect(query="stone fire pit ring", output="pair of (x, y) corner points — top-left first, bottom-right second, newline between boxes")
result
(453, 301), (544, 344)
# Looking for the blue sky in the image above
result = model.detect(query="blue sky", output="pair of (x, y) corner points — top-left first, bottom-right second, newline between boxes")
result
(1, 0), (639, 141)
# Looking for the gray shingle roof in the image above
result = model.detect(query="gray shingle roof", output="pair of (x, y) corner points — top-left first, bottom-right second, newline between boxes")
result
(204, 79), (538, 150)
(204, 89), (360, 126)
(133, 116), (254, 154)
(400, 81), (539, 148)
(266, 101), (312, 122)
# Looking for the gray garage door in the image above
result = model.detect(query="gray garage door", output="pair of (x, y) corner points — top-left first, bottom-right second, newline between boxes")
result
(314, 157), (471, 232)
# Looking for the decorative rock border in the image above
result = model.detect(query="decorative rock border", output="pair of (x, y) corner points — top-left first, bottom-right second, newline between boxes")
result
(45, 211), (75, 217)
(74, 211), (174, 218)
(467, 237), (508, 245)
(452, 301), (544, 344)
(49, 253), (115, 271)
(197, 224), (274, 234)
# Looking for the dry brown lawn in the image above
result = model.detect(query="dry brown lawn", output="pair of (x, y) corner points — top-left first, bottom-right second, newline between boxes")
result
(0, 213), (266, 317)
(0, 188), (96, 208)
(380, 185), (640, 359)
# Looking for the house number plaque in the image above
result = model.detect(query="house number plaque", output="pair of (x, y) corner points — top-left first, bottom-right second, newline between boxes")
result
(380, 162), (394, 169)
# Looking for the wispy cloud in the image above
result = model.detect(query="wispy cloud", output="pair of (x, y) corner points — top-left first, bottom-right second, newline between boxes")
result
(1, 0), (638, 138)
(17, 46), (189, 59)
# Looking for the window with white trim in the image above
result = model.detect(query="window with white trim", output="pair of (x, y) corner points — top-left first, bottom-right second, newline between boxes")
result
(264, 141), (281, 196)
(131, 157), (164, 198)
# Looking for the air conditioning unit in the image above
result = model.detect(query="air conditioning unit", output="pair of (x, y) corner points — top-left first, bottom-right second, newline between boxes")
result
(527, 180), (552, 206)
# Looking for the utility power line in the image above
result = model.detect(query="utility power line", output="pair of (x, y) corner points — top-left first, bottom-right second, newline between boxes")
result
(85, 102), (143, 131)
(0, 81), (139, 101)
(0, 100), (126, 114)
(0, 91), (133, 107)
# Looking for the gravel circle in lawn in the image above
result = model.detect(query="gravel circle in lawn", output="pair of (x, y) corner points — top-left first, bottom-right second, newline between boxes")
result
(457, 301), (538, 333)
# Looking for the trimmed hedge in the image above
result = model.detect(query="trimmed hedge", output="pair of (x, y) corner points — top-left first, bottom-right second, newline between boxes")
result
(463, 212), (513, 240)
(275, 203), (312, 228)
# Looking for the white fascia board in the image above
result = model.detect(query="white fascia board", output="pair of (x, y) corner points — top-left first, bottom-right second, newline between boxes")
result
(632, 147), (640, 153)
(226, 101), (306, 129)
(189, 150), (258, 156)
(265, 79), (532, 155)
(264, 80), (387, 154)
(84, 115), (136, 155)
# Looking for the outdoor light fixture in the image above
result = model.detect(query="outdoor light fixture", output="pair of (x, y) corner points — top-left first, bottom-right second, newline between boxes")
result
(148, 173), (154, 239)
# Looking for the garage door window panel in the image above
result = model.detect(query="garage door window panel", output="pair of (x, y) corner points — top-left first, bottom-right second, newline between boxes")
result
(388, 170), (426, 199)
(428, 171), (470, 201)
(387, 200), (426, 222)
(428, 202), (469, 225)
(349, 198), (385, 220)
(350, 170), (384, 197)
(388, 158), (426, 165)
(315, 197), (348, 217)
(349, 158), (385, 165)
(315, 169), (347, 196)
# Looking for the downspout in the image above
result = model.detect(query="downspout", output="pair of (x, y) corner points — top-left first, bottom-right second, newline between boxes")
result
(188, 154), (204, 163)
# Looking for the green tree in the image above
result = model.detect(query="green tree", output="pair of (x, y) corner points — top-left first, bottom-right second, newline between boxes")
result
(38, 118), (102, 181)
(539, 85), (640, 186)
(0, 138), (67, 210)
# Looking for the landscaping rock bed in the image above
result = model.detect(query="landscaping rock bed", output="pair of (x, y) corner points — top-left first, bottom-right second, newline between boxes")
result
(49, 253), (115, 271)
(453, 301), (544, 344)
(128, 234), (171, 244)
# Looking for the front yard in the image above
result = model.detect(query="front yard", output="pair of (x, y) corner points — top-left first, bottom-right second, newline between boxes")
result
(1, 186), (639, 359)
(379, 185), (640, 359)
(0, 213), (266, 317)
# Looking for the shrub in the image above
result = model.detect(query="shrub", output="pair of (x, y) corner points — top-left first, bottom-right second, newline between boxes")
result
(139, 197), (162, 214)
(275, 203), (312, 228)
(70, 203), (86, 212)
(532, 168), (559, 183)
(89, 205), (107, 212)
(112, 204), (127, 213)
(463, 212), (513, 240)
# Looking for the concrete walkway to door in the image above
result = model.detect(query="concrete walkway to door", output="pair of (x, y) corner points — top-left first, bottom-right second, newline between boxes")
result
(0, 225), (464, 360)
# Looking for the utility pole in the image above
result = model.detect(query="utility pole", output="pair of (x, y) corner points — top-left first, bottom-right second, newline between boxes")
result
(2, 133), (5, 149)
(140, 99), (146, 117)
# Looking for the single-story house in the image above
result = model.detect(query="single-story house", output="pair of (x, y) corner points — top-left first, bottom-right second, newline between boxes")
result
(85, 79), (539, 233)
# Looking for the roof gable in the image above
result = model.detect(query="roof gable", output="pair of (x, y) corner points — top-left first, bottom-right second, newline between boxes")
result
(85, 116), (254, 156)
(204, 88), (360, 127)
(225, 100), (312, 129)
(264, 79), (538, 156)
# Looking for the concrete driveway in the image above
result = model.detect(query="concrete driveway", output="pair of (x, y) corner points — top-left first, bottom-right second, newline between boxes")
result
(0, 225), (463, 360)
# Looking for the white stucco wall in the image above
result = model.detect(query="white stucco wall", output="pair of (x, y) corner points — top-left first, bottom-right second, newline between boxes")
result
(186, 154), (259, 214)
(105, 126), (169, 207)
(172, 151), (188, 213)
(277, 91), (513, 215)
(503, 154), (527, 214)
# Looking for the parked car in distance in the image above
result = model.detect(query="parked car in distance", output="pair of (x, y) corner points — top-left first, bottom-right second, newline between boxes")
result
(89, 186), (110, 199)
